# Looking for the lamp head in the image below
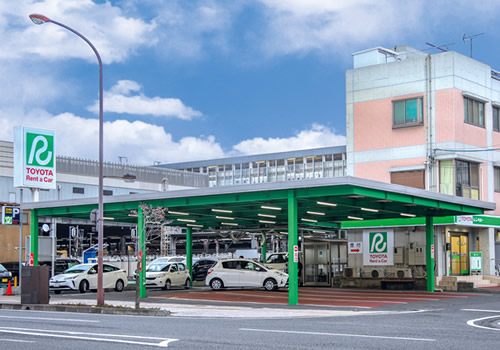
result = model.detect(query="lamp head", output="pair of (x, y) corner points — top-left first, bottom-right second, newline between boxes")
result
(29, 14), (51, 25)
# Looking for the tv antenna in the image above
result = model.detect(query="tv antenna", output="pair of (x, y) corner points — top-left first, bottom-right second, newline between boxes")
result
(462, 33), (484, 58)
(425, 42), (454, 52)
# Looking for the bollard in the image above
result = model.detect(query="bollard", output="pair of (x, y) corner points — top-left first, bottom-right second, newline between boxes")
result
(14, 276), (17, 288)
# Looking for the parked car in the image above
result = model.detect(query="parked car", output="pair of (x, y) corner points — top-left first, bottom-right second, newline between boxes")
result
(265, 252), (288, 272)
(0, 261), (24, 281)
(206, 258), (288, 291)
(0, 263), (12, 287)
(145, 262), (190, 290)
(40, 258), (81, 276)
(134, 256), (186, 279)
(192, 258), (218, 281)
(49, 263), (127, 294)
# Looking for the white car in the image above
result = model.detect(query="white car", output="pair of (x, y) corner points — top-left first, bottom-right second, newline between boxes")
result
(49, 263), (128, 294)
(265, 252), (288, 272)
(206, 259), (288, 291)
(145, 262), (191, 290)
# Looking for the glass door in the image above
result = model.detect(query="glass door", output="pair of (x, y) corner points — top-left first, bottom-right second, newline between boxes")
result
(303, 242), (330, 286)
(450, 234), (469, 275)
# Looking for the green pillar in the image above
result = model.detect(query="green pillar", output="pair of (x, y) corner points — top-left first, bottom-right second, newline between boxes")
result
(186, 227), (193, 287)
(30, 209), (38, 266)
(261, 232), (267, 263)
(287, 190), (298, 305)
(138, 207), (146, 298)
(426, 216), (435, 292)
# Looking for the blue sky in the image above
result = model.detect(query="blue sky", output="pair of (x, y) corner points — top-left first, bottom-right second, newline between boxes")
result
(2, 0), (500, 165)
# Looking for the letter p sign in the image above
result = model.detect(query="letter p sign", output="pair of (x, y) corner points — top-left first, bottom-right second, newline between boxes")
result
(369, 232), (388, 253)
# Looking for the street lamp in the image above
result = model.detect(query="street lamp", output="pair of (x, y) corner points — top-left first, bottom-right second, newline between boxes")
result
(29, 14), (106, 306)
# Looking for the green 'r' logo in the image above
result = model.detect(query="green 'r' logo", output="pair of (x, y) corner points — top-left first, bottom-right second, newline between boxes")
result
(26, 133), (54, 167)
(369, 232), (388, 253)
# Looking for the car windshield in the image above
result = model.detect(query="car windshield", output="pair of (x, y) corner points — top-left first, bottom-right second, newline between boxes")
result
(147, 263), (170, 272)
(64, 265), (90, 274)
(0, 264), (6, 272)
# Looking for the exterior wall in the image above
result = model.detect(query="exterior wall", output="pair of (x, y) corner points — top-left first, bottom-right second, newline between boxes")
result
(354, 158), (426, 183)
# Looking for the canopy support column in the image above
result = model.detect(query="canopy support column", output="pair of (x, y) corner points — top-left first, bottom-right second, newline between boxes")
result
(426, 216), (435, 292)
(138, 206), (146, 298)
(186, 227), (193, 286)
(288, 190), (298, 305)
(30, 209), (38, 266)
(261, 232), (267, 263)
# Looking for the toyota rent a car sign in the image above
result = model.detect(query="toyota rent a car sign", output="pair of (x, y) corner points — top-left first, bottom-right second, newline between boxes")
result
(14, 126), (56, 189)
(363, 229), (394, 266)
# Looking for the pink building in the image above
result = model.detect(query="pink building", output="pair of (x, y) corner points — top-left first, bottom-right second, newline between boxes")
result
(346, 46), (500, 285)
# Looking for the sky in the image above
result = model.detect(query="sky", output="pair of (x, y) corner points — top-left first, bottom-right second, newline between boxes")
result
(2, 0), (500, 166)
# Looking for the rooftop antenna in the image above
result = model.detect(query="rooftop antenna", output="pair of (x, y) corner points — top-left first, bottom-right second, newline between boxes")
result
(462, 33), (484, 58)
(425, 42), (452, 52)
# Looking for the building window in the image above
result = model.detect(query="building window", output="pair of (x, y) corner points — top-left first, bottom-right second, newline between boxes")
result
(73, 187), (84, 194)
(456, 160), (479, 199)
(495, 167), (500, 192)
(390, 170), (425, 189)
(103, 190), (113, 196)
(464, 97), (484, 127)
(393, 97), (423, 127)
(494, 106), (500, 132)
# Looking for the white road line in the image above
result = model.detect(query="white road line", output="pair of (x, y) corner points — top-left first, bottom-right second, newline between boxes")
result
(0, 315), (99, 323)
(467, 315), (500, 331)
(462, 309), (500, 313)
(239, 328), (436, 342)
(0, 327), (178, 347)
(4, 339), (35, 343)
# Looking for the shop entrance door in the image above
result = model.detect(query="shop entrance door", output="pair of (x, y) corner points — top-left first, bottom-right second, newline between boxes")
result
(303, 242), (330, 286)
(451, 234), (469, 275)
(330, 243), (347, 277)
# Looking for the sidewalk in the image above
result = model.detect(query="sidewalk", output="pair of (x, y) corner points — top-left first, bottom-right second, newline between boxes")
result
(0, 294), (385, 319)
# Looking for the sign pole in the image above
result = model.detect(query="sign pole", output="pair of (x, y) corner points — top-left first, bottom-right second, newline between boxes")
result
(18, 188), (23, 288)
(425, 216), (435, 292)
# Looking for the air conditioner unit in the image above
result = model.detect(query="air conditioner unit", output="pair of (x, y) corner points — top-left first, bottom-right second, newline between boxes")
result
(339, 230), (348, 240)
(396, 268), (412, 279)
(343, 267), (360, 278)
(369, 268), (385, 278)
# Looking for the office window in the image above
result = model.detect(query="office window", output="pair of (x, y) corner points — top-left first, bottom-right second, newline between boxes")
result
(456, 160), (479, 199)
(73, 187), (84, 194)
(103, 190), (113, 196)
(390, 170), (425, 189)
(393, 97), (423, 127)
(464, 97), (484, 127)
(494, 106), (500, 132)
(495, 167), (500, 192)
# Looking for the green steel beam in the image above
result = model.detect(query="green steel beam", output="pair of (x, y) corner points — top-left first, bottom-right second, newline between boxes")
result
(426, 216), (435, 292)
(288, 190), (298, 306)
(261, 232), (267, 262)
(30, 210), (38, 266)
(138, 207), (146, 298)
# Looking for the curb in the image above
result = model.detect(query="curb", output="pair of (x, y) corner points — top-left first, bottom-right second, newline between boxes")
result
(0, 303), (170, 316)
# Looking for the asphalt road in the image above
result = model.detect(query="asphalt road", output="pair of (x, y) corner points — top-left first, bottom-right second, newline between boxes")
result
(1, 289), (499, 349)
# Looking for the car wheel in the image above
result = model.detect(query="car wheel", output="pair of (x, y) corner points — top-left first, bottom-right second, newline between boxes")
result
(54, 290), (61, 295)
(210, 278), (223, 290)
(184, 278), (191, 289)
(79, 280), (89, 293)
(163, 279), (171, 290)
(114, 279), (124, 292)
(264, 278), (277, 291)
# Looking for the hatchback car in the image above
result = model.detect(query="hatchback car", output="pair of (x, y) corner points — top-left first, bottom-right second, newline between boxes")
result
(145, 262), (190, 290)
(49, 263), (127, 294)
(265, 253), (288, 272)
(0, 263), (12, 287)
(206, 259), (288, 291)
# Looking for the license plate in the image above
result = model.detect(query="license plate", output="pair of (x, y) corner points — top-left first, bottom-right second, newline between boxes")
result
(1, 279), (6, 283)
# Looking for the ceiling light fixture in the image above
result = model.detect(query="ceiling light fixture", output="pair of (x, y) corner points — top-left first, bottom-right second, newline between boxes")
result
(187, 224), (203, 228)
(259, 220), (276, 224)
(347, 216), (363, 221)
(212, 209), (233, 213)
(361, 208), (379, 213)
(216, 216), (234, 220)
(221, 222), (238, 226)
(258, 213), (276, 218)
(261, 205), (281, 211)
(307, 211), (325, 216)
(400, 213), (416, 217)
(178, 218), (196, 223)
(168, 210), (189, 216)
(317, 201), (337, 207)
(301, 218), (318, 223)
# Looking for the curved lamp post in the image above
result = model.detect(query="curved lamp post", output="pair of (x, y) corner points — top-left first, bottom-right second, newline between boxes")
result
(29, 14), (105, 306)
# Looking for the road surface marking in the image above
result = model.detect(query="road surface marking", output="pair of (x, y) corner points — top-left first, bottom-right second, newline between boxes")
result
(467, 315), (500, 331)
(4, 339), (35, 343)
(0, 327), (178, 347)
(0, 315), (99, 323)
(462, 309), (500, 313)
(240, 328), (436, 342)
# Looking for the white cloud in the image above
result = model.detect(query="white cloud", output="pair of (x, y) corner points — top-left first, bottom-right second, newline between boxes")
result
(0, 108), (223, 165)
(87, 80), (202, 120)
(0, 0), (157, 64)
(232, 124), (345, 155)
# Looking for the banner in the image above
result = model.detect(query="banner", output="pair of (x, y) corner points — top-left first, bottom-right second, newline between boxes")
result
(363, 229), (394, 265)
